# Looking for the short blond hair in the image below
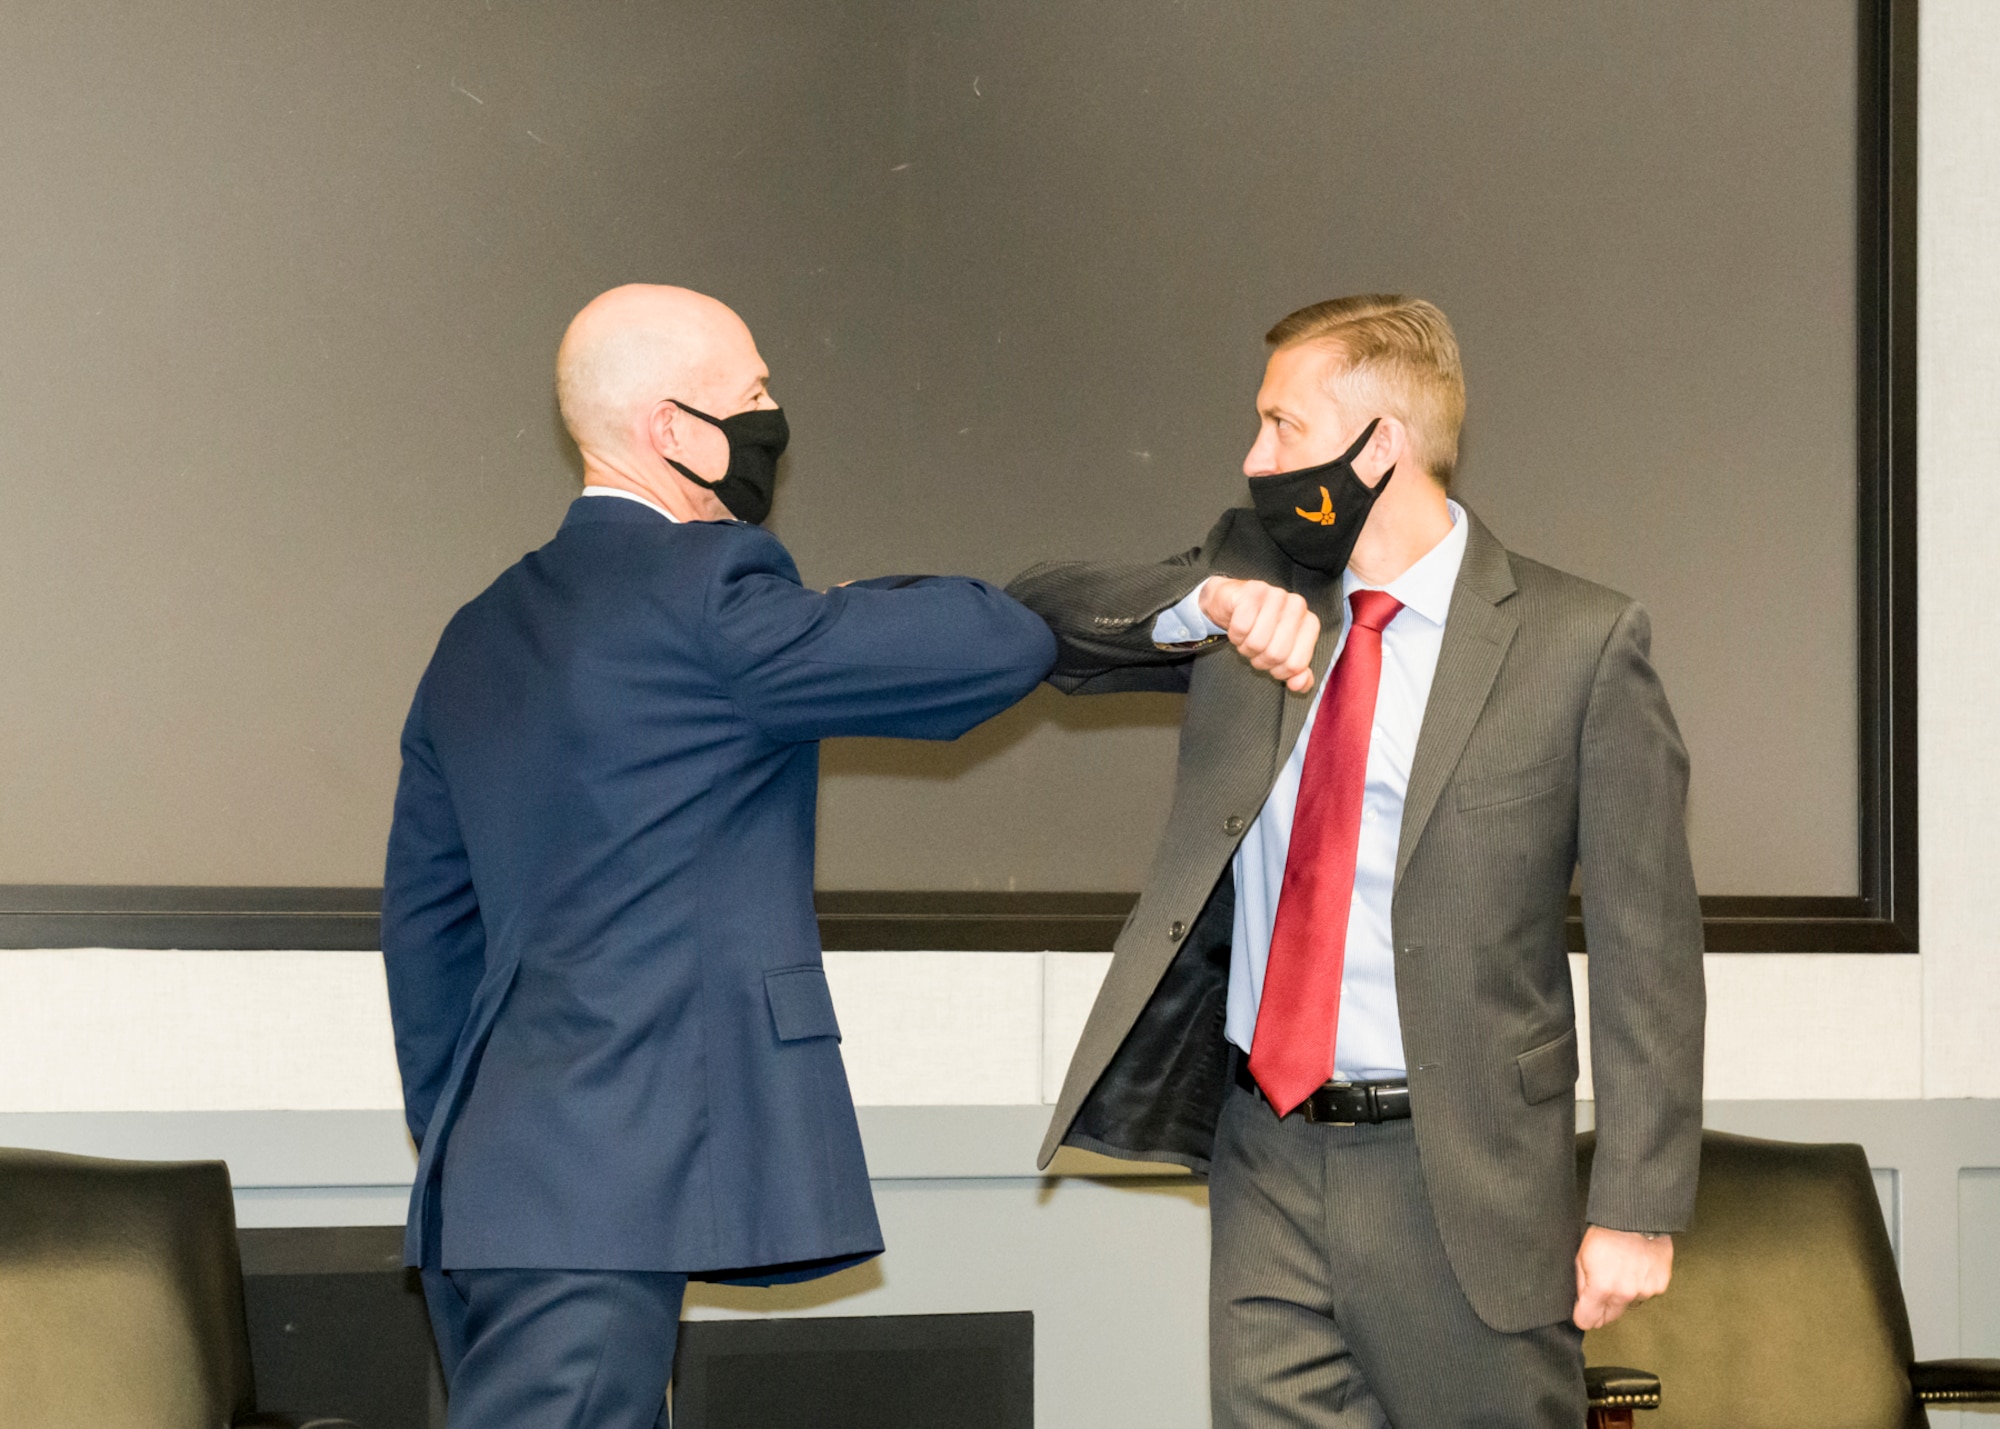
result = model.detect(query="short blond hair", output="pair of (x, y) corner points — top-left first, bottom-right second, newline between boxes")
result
(1266, 295), (1467, 486)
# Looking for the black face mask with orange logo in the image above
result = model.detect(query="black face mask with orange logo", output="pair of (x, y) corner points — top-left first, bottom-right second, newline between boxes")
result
(1245, 418), (1394, 572)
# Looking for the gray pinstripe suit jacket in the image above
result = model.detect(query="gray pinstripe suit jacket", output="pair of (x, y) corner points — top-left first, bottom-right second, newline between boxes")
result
(1009, 503), (1705, 1332)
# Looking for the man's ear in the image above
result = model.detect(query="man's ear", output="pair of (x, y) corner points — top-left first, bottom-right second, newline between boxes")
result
(647, 400), (683, 461)
(1354, 415), (1402, 486)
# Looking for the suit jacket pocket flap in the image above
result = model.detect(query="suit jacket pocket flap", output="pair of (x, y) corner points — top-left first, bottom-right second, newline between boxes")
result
(1516, 1027), (1579, 1104)
(765, 966), (841, 1043)
(1455, 755), (1566, 812)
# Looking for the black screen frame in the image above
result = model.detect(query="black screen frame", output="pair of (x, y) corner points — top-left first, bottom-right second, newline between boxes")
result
(0, 0), (1918, 955)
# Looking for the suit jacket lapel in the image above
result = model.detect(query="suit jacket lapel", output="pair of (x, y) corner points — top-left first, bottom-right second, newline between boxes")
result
(1394, 511), (1519, 887)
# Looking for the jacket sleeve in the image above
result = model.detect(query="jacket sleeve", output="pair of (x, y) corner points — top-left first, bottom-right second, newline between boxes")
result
(1576, 601), (1707, 1233)
(380, 674), (487, 1149)
(703, 529), (1057, 744)
(1003, 510), (1239, 696)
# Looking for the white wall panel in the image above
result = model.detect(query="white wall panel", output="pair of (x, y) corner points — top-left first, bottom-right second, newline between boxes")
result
(1919, 0), (2000, 1101)
(1570, 954), (1595, 1100)
(1699, 954), (1924, 1099)
(0, 946), (1935, 1112)
(1570, 953), (1924, 1102)
(0, 950), (402, 1113)
(823, 951), (1044, 1106)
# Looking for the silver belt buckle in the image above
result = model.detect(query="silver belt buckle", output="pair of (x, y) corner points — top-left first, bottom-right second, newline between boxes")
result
(1315, 1081), (1358, 1127)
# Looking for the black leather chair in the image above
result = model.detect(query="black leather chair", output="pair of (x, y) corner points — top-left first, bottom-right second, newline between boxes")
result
(0, 1146), (358, 1428)
(1577, 1130), (2000, 1427)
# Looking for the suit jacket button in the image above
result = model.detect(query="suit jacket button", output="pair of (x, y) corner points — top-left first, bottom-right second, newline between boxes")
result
(1169, 920), (1187, 941)
(1223, 815), (1246, 836)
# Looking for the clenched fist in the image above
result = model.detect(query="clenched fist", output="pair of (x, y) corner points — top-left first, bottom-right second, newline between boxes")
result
(1572, 1226), (1674, 1330)
(1198, 577), (1320, 693)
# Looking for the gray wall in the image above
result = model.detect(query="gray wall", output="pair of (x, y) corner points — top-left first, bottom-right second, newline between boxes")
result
(1, 0), (1860, 893)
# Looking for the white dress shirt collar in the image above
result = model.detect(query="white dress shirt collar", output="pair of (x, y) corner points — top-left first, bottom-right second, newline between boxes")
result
(1341, 498), (1467, 625)
(581, 485), (681, 522)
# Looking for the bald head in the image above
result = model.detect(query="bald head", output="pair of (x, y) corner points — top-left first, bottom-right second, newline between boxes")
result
(556, 285), (766, 460)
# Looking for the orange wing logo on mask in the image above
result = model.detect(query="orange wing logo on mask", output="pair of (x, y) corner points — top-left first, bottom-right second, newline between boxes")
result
(1296, 487), (1337, 526)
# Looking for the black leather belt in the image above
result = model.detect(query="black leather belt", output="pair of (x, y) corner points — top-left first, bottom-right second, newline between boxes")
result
(1234, 1057), (1412, 1125)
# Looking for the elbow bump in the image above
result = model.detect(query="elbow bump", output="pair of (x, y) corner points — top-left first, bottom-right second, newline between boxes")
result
(999, 613), (1056, 673)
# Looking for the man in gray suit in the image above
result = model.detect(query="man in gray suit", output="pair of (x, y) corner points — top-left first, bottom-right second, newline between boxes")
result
(1010, 295), (1705, 1427)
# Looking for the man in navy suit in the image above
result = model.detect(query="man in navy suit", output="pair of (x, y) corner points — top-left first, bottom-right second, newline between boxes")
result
(382, 284), (1055, 1428)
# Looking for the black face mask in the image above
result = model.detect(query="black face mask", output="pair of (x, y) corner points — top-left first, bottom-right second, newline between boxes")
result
(663, 403), (790, 525)
(1246, 418), (1394, 572)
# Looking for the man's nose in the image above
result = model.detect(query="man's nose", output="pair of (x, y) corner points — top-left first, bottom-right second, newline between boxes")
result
(1243, 429), (1279, 478)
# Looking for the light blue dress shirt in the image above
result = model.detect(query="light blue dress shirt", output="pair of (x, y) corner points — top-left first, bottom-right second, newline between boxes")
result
(1152, 502), (1468, 1082)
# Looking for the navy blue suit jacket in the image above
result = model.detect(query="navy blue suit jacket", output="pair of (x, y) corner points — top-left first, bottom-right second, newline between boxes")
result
(383, 495), (1054, 1277)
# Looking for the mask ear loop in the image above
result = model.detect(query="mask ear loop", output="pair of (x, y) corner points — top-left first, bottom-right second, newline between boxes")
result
(662, 400), (730, 491)
(1341, 417), (1397, 496)
(664, 457), (723, 490)
(669, 400), (726, 427)
(1338, 416), (1383, 465)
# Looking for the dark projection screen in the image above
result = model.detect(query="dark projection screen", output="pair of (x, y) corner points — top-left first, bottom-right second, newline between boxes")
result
(0, 1), (1858, 897)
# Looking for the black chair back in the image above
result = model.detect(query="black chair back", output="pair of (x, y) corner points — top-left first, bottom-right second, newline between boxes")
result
(1578, 1130), (1924, 1429)
(0, 1146), (259, 1429)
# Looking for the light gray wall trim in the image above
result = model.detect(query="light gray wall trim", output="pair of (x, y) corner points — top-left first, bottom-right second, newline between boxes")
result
(233, 1185), (413, 1229)
(0, 1109), (417, 1186)
(857, 1105), (1056, 1179)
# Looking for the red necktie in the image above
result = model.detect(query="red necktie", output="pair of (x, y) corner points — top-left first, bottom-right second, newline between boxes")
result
(1247, 588), (1405, 1116)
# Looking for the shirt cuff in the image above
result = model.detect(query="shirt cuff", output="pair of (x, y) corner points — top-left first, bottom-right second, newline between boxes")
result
(1150, 579), (1225, 646)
